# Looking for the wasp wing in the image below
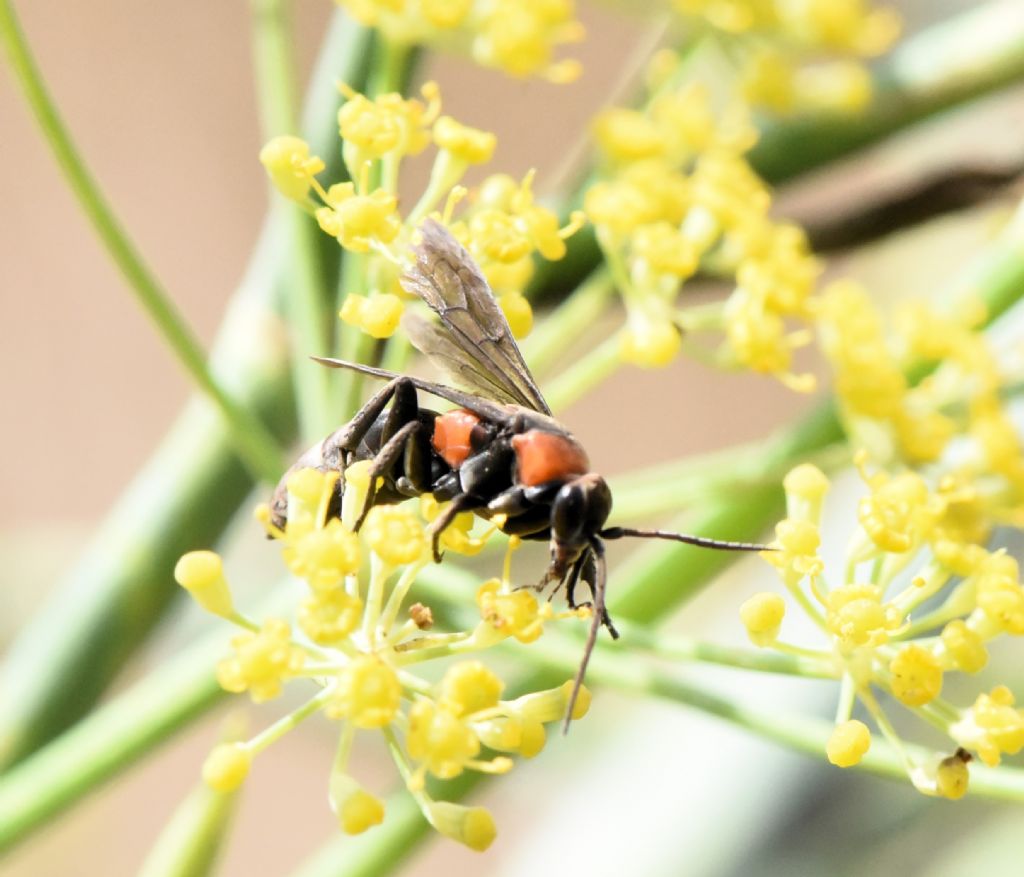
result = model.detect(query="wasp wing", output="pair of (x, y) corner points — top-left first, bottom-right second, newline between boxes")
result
(310, 356), (517, 425)
(400, 219), (551, 415)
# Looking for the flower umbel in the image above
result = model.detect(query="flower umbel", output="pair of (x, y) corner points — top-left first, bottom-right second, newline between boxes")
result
(179, 466), (589, 849)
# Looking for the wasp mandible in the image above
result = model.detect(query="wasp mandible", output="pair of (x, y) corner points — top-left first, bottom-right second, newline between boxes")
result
(272, 220), (768, 725)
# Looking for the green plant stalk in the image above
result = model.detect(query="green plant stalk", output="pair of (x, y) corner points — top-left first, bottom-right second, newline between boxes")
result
(250, 0), (336, 442)
(0, 0), (285, 484)
(530, 0), (1024, 303)
(136, 783), (240, 877)
(0, 14), (373, 773)
(0, 627), (225, 853)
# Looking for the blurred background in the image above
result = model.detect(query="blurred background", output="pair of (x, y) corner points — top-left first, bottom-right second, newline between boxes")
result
(3, 1), (1024, 874)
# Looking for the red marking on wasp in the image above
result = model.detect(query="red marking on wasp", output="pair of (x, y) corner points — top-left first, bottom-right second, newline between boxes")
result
(432, 408), (482, 469)
(512, 430), (590, 487)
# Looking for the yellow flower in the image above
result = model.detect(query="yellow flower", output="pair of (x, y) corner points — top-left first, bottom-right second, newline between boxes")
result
(298, 588), (363, 646)
(856, 472), (939, 555)
(762, 518), (822, 587)
(316, 184), (402, 253)
(632, 222), (699, 278)
(476, 578), (546, 643)
(783, 463), (830, 525)
(259, 136), (325, 203)
(951, 686), (1024, 767)
(425, 801), (497, 851)
(438, 662), (504, 716)
(499, 292), (533, 338)
(972, 553), (1024, 636)
(473, 0), (583, 81)
(362, 505), (428, 566)
(282, 518), (361, 590)
(216, 619), (306, 703)
(326, 655), (402, 728)
(433, 116), (497, 164)
(888, 644), (943, 707)
(406, 699), (482, 780)
(939, 619), (988, 673)
(739, 592), (785, 647)
(826, 720), (871, 767)
(935, 750), (971, 800)
(825, 584), (900, 650)
(202, 743), (252, 792)
(592, 108), (665, 164)
(330, 773), (386, 834)
(174, 550), (235, 618)
(340, 292), (405, 339)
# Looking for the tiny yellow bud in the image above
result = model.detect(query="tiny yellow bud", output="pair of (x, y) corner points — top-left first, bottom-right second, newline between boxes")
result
(889, 645), (943, 707)
(426, 801), (497, 852)
(330, 772), (386, 834)
(826, 720), (871, 768)
(433, 116), (497, 164)
(202, 743), (251, 792)
(783, 464), (830, 524)
(174, 551), (234, 618)
(739, 592), (785, 647)
(439, 662), (504, 716)
(259, 136), (324, 202)
(940, 620), (988, 674)
(936, 750), (971, 801)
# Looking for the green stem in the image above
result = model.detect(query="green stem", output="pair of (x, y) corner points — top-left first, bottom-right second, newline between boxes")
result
(0, 0), (285, 484)
(0, 629), (225, 852)
(136, 783), (240, 877)
(0, 13), (372, 773)
(250, 0), (336, 441)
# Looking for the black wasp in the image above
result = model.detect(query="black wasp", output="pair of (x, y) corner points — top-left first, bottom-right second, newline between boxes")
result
(272, 219), (767, 725)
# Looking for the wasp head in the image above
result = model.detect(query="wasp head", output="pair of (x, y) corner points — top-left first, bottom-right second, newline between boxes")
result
(547, 473), (612, 580)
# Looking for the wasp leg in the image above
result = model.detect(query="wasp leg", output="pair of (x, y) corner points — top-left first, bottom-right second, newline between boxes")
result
(353, 420), (423, 532)
(426, 493), (478, 563)
(320, 378), (413, 468)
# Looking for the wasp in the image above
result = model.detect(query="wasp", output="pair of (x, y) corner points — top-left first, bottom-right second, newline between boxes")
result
(272, 219), (767, 725)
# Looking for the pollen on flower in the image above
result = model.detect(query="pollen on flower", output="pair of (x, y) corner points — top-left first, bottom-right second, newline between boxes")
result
(762, 518), (822, 587)
(825, 584), (900, 650)
(939, 619), (988, 674)
(202, 742), (252, 792)
(826, 720), (871, 768)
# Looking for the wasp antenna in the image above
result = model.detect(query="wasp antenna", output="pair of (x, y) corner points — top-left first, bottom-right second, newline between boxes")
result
(599, 526), (772, 552)
(562, 540), (608, 735)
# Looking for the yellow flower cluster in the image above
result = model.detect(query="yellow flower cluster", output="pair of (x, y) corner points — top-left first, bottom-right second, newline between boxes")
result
(817, 282), (1024, 531)
(175, 464), (590, 850)
(260, 82), (583, 340)
(744, 459), (1024, 800)
(584, 76), (818, 388)
(334, 0), (584, 82)
(673, 0), (901, 114)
